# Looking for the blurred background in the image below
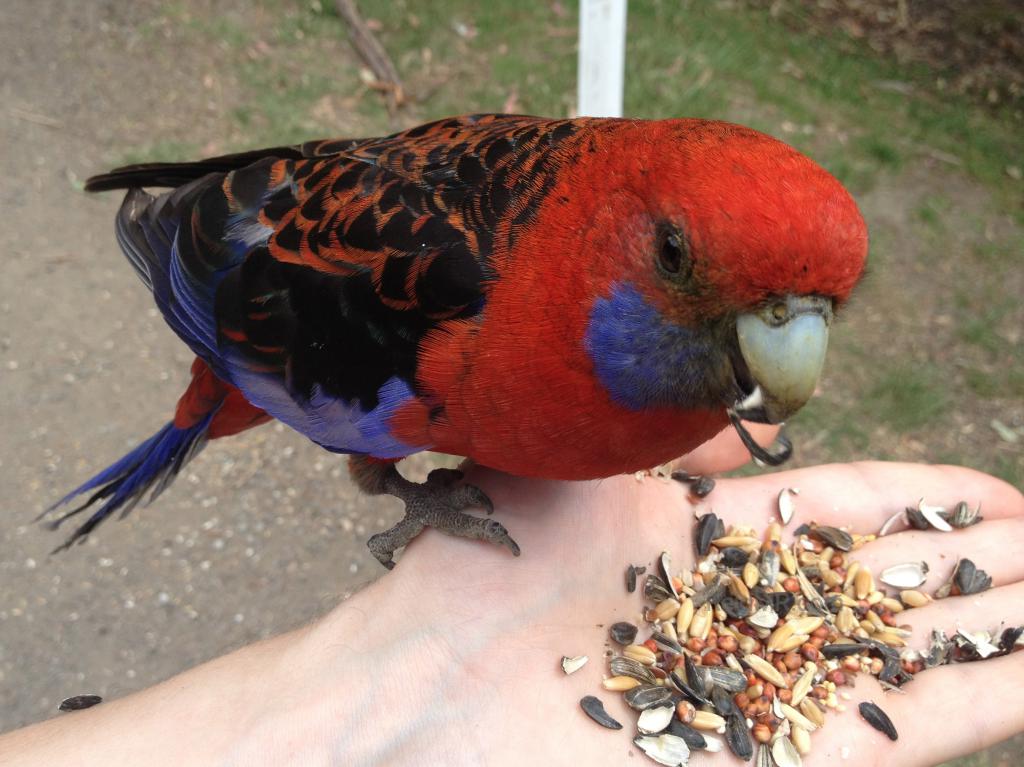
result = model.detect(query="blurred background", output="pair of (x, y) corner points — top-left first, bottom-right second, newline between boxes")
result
(0, 0), (1021, 763)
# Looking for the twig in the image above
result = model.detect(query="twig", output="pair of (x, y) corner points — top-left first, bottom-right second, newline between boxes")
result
(334, 0), (405, 117)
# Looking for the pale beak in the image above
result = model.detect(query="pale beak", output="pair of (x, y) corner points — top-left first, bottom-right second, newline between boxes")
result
(732, 295), (833, 425)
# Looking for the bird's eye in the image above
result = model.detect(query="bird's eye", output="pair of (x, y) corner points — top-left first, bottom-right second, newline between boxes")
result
(656, 226), (690, 279)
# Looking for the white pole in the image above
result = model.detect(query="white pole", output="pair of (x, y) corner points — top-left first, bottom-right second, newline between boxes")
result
(577, 0), (628, 118)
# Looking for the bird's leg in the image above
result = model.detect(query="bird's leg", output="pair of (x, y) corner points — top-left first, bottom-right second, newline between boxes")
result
(350, 456), (521, 570)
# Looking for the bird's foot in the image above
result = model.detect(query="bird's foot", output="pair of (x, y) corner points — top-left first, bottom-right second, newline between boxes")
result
(365, 466), (520, 570)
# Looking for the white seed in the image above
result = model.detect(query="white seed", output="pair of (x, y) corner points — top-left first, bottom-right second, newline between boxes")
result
(772, 736), (803, 767)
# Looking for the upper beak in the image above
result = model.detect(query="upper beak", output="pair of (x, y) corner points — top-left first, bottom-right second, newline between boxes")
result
(732, 295), (833, 424)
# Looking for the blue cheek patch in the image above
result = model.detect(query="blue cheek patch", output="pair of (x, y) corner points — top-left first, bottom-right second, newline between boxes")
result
(584, 282), (716, 410)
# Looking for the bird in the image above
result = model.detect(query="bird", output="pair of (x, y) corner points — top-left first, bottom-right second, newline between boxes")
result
(45, 114), (868, 568)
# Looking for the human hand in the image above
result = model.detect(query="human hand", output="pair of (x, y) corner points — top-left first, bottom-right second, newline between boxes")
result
(283, 434), (1024, 766)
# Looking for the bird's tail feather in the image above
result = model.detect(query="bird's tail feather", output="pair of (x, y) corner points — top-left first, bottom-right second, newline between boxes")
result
(43, 413), (215, 553)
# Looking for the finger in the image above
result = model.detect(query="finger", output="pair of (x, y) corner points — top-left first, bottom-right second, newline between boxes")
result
(869, 651), (1024, 766)
(710, 461), (1024, 532)
(896, 580), (1024, 653)
(855, 517), (1024, 592)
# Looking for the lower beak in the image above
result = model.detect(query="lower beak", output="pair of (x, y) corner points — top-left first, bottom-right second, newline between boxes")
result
(732, 295), (833, 424)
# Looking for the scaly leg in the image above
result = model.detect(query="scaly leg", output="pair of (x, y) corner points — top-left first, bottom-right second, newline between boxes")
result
(350, 457), (521, 569)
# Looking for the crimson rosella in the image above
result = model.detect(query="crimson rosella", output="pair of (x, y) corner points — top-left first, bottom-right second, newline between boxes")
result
(47, 114), (867, 567)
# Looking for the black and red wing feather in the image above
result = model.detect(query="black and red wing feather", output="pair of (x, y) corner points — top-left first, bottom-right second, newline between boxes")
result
(91, 114), (584, 454)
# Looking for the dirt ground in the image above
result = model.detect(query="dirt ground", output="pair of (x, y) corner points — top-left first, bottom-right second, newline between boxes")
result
(0, 0), (414, 732)
(0, 2), (1021, 764)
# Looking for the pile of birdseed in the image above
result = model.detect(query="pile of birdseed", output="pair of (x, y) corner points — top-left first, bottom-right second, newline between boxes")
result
(565, 494), (1023, 766)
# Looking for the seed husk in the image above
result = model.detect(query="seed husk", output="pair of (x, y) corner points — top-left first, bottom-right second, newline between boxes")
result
(58, 694), (102, 712)
(610, 622), (638, 645)
(772, 735), (803, 767)
(879, 561), (929, 589)
(690, 475), (716, 498)
(720, 594), (751, 620)
(949, 501), (982, 528)
(755, 744), (773, 767)
(721, 547), (750, 568)
(759, 548), (781, 586)
(670, 669), (711, 707)
(624, 684), (675, 711)
(778, 487), (798, 526)
(809, 525), (853, 552)
(691, 574), (727, 609)
(917, 500), (953, 532)
(660, 551), (680, 600)
(725, 710), (754, 760)
(691, 710), (726, 732)
(696, 513), (724, 557)
(580, 695), (623, 730)
(633, 733), (692, 766)
(610, 656), (656, 683)
(748, 605), (779, 630)
(743, 653), (788, 688)
(638, 704), (677, 735)
(953, 558), (992, 595)
(859, 701), (898, 740)
(561, 655), (589, 674)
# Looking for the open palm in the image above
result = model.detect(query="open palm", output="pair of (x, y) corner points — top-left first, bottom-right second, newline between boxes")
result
(303, 436), (1024, 766)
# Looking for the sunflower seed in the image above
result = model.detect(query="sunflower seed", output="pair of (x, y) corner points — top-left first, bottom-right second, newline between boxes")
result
(638, 705), (677, 735)
(695, 513), (725, 557)
(771, 736), (801, 767)
(610, 621), (638, 645)
(879, 561), (929, 589)
(956, 629), (1001, 658)
(949, 501), (982, 528)
(778, 487), (799, 526)
(627, 564), (642, 593)
(755, 744), (773, 767)
(580, 695), (622, 729)
(645, 574), (673, 603)
(905, 507), (931, 530)
(917, 499), (953, 532)
(711, 685), (736, 717)
(809, 525), (853, 552)
(691, 574), (726, 609)
(661, 552), (680, 600)
(58, 694), (102, 712)
(670, 670), (711, 707)
(720, 547), (750, 568)
(999, 626), (1024, 654)
(611, 656), (656, 683)
(633, 733), (691, 766)
(725, 710), (754, 760)
(704, 666), (748, 693)
(953, 558), (991, 595)
(625, 684), (675, 711)
(561, 655), (589, 674)
(758, 548), (781, 586)
(666, 720), (707, 750)
(859, 701), (898, 740)
(720, 594), (751, 620)
(650, 630), (683, 654)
